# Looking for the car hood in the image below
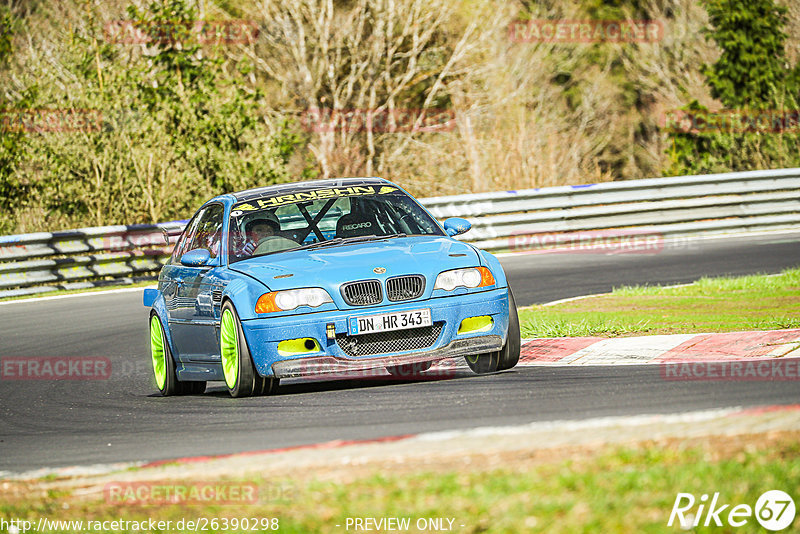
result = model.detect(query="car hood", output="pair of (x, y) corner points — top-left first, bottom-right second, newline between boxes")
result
(229, 236), (481, 297)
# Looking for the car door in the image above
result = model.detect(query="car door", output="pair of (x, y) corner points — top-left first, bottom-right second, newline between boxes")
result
(168, 203), (226, 361)
(161, 211), (202, 334)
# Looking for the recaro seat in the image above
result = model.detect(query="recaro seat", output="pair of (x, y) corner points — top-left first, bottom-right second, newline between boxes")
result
(336, 212), (381, 238)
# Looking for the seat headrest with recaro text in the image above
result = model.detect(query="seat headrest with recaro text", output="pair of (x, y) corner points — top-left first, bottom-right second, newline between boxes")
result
(336, 213), (378, 238)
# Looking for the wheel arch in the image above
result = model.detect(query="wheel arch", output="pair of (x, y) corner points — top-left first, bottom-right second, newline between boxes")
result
(148, 292), (179, 364)
(472, 246), (509, 288)
(219, 296), (256, 366)
(221, 277), (268, 321)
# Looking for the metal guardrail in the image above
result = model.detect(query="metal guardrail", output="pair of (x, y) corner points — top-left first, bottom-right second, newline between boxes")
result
(1, 168), (799, 298)
(0, 222), (185, 298)
(423, 167), (800, 251)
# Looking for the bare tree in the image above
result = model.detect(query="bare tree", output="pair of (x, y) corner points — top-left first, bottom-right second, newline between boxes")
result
(246, 0), (507, 184)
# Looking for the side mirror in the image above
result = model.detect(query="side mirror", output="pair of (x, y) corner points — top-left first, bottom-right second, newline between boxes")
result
(143, 288), (159, 308)
(443, 217), (472, 237)
(180, 248), (212, 267)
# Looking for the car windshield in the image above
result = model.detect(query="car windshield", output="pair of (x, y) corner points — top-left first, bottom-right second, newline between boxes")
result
(228, 184), (444, 262)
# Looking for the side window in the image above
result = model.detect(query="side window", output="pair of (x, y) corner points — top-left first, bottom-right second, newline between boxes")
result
(183, 204), (225, 259)
(170, 213), (202, 264)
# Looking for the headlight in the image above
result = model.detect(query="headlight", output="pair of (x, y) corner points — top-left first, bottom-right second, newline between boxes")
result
(255, 288), (333, 313)
(434, 267), (495, 291)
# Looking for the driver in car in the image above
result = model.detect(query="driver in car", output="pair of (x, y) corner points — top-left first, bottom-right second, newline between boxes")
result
(239, 216), (280, 256)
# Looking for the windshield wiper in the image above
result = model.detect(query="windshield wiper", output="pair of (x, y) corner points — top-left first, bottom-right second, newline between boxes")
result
(342, 233), (405, 243)
(291, 238), (345, 252)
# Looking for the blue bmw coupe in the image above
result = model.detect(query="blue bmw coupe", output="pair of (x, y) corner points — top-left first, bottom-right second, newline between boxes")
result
(144, 178), (519, 397)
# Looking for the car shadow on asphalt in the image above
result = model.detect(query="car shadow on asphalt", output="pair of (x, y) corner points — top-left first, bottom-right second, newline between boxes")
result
(194, 369), (478, 397)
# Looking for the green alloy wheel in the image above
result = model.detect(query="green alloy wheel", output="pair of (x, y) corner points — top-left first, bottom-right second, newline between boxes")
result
(150, 315), (168, 391)
(220, 301), (278, 398)
(150, 314), (206, 396)
(220, 307), (241, 390)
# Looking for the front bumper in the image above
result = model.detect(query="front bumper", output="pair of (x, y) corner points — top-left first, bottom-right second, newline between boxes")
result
(240, 287), (510, 378)
(272, 335), (502, 378)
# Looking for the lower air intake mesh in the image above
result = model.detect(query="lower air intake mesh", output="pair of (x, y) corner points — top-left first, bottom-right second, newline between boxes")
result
(336, 323), (444, 357)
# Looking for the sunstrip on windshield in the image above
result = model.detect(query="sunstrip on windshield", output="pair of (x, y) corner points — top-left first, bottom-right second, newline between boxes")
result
(231, 185), (399, 216)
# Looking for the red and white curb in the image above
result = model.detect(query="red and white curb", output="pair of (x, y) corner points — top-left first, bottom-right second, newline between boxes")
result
(302, 329), (800, 379)
(516, 329), (800, 366)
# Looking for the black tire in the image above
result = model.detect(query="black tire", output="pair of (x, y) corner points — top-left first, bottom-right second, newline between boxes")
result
(252, 374), (280, 396)
(150, 313), (206, 396)
(220, 301), (278, 398)
(465, 350), (499, 374)
(465, 288), (521, 374)
(386, 361), (433, 378)
(497, 289), (521, 371)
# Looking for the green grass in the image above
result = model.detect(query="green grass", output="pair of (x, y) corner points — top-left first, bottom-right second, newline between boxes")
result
(519, 267), (800, 338)
(2, 432), (799, 533)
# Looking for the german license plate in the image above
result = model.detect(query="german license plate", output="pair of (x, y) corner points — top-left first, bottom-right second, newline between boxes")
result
(348, 309), (432, 335)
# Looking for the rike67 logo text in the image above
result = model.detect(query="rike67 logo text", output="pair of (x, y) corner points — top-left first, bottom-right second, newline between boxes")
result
(669, 490), (796, 531)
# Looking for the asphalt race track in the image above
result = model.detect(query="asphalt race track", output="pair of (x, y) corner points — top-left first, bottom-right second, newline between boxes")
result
(1, 232), (799, 473)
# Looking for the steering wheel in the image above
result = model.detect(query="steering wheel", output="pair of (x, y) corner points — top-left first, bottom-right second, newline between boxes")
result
(253, 236), (298, 255)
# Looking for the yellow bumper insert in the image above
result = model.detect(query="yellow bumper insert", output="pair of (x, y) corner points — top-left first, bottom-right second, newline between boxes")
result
(278, 338), (321, 356)
(458, 316), (493, 335)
